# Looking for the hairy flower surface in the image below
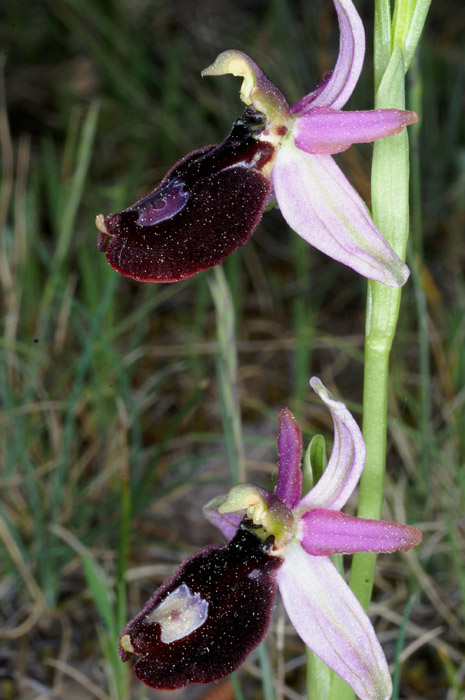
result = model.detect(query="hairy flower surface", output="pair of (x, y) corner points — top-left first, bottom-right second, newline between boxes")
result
(119, 525), (282, 689)
(119, 378), (421, 699)
(97, 0), (417, 286)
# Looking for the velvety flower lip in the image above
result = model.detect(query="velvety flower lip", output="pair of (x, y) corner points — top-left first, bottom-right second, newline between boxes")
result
(207, 377), (422, 700)
(97, 108), (274, 282)
(119, 524), (283, 690)
(97, 0), (416, 288)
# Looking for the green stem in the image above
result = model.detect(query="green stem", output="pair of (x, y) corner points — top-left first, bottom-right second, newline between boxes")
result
(350, 282), (402, 611)
(328, 0), (431, 695)
(312, 0), (431, 696)
(350, 42), (410, 618)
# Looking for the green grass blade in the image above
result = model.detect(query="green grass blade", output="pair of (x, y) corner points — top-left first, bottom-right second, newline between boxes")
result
(391, 594), (416, 700)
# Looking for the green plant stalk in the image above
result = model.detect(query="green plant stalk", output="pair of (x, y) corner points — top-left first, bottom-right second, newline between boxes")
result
(329, 104), (409, 699)
(350, 19), (413, 613)
(307, 646), (333, 698)
(328, 1), (428, 696)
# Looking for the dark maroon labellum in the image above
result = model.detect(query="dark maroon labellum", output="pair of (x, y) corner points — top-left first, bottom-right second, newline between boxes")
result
(119, 523), (283, 689)
(98, 108), (274, 282)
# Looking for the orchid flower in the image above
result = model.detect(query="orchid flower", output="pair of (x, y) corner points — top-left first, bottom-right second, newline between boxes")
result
(118, 378), (421, 699)
(96, 0), (417, 288)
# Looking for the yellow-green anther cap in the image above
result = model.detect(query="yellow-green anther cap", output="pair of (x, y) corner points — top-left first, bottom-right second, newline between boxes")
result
(202, 50), (290, 140)
(218, 483), (294, 549)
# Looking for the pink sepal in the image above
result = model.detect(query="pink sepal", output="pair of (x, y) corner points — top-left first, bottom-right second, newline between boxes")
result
(275, 408), (303, 509)
(273, 147), (410, 287)
(291, 0), (365, 113)
(299, 508), (423, 555)
(294, 107), (418, 155)
(277, 542), (392, 700)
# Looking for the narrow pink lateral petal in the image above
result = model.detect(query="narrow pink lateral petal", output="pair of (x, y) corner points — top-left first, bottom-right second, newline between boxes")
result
(300, 509), (422, 555)
(296, 378), (365, 515)
(291, 0), (365, 114)
(278, 542), (392, 700)
(273, 145), (410, 287)
(294, 107), (419, 155)
(275, 408), (303, 509)
(202, 498), (243, 541)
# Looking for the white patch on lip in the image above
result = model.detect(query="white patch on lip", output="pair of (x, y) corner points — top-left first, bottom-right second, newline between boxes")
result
(146, 583), (209, 643)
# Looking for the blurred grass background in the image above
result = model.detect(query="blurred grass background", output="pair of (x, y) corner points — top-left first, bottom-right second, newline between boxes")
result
(0, 0), (464, 698)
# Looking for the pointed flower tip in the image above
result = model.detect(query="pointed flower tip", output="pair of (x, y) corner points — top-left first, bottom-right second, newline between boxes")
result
(201, 49), (249, 77)
(309, 376), (336, 404)
(382, 259), (410, 288)
(373, 108), (419, 140)
(406, 110), (419, 126)
(400, 524), (422, 551)
(201, 50), (257, 105)
(202, 50), (289, 124)
(202, 496), (243, 541)
(309, 376), (325, 394)
(278, 406), (297, 424)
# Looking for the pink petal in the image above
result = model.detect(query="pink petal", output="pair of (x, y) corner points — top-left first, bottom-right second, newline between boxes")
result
(294, 107), (419, 155)
(273, 145), (410, 287)
(300, 509), (422, 555)
(202, 498), (243, 541)
(291, 0), (365, 113)
(275, 408), (303, 509)
(278, 542), (392, 700)
(296, 378), (365, 515)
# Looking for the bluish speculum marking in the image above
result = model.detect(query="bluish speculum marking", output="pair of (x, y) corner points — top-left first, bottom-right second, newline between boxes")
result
(133, 180), (189, 227)
(146, 583), (209, 643)
(96, 108), (275, 283)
